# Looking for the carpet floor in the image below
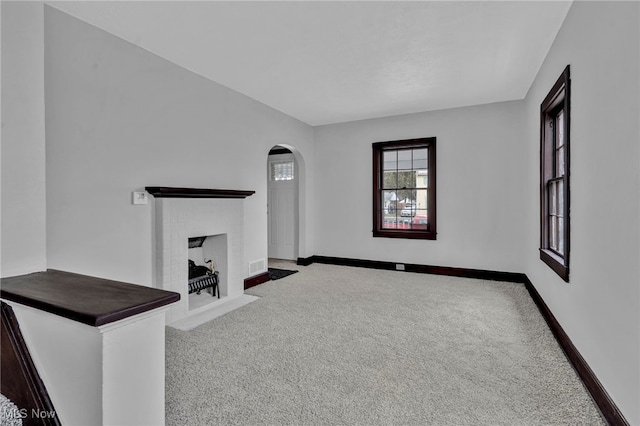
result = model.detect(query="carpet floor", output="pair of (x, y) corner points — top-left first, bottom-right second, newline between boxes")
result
(166, 263), (603, 425)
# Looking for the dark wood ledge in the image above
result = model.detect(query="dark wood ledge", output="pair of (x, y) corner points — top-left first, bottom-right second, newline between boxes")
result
(145, 186), (255, 199)
(0, 270), (180, 327)
(244, 271), (270, 290)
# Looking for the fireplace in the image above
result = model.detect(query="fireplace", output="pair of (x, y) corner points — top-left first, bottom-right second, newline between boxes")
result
(147, 187), (255, 325)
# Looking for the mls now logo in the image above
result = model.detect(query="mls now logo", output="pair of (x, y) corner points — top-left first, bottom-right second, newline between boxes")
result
(0, 406), (56, 420)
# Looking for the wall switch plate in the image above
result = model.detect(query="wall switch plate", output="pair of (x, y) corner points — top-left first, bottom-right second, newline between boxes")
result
(395, 263), (405, 271)
(132, 191), (148, 205)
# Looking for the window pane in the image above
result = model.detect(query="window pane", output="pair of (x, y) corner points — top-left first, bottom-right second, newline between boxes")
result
(417, 172), (428, 188)
(396, 171), (417, 190)
(549, 181), (557, 215)
(383, 171), (397, 189)
(557, 146), (565, 177)
(550, 216), (557, 251)
(558, 181), (564, 216)
(414, 189), (428, 210)
(382, 189), (397, 230)
(393, 216), (408, 230)
(383, 190), (398, 215)
(398, 190), (416, 217)
(399, 203), (416, 217)
(412, 148), (428, 170)
(558, 217), (565, 253)
(397, 188), (414, 205)
(382, 194), (398, 228)
(383, 151), (397, 171)
(416, 170), (429, 188)
(382, 217), (397, 229)
(411, 208), (428, 230)
(413, 208), (427, 218)
(556, 110), (565, 148)
(408, 189), (417, 203)
(397, 150), (412, 170)
(270, 161), (294, 181)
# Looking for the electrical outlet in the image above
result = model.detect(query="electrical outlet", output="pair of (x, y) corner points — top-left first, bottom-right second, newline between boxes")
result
(132, 191), (148, 205)
(395, 263), (405, 271)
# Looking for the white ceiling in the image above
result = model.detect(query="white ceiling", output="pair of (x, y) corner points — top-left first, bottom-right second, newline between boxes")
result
(47, 1), (573, 126)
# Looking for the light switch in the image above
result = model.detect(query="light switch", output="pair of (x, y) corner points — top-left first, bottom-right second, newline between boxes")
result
(132, 191), (148, 205)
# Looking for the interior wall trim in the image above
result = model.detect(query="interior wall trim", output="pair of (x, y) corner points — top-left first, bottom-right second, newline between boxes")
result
(296, 254), (629, 425)
(244, 271), (270, 290)
(297, 255), (526, 283)
(522, 277), (629, 426)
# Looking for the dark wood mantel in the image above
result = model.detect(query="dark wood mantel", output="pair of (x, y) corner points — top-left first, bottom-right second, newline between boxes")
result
(0, 270), (180, 327)
(145, 186), (255, 199)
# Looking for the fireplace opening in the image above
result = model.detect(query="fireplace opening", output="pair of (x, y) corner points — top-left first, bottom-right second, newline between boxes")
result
(187, 234), (228, 311)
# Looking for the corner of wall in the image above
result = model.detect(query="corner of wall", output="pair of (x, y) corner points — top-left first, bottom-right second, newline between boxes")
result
(1, 1), (47, 278)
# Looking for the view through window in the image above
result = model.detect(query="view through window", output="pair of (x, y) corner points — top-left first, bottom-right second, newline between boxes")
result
(373, 138), (436, 239)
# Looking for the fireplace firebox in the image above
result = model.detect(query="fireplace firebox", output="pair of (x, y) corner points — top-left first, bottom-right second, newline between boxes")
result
(188, 236), (220, 298)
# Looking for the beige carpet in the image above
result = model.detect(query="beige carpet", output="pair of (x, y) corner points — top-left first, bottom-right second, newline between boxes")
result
(166, 263), (603, 425)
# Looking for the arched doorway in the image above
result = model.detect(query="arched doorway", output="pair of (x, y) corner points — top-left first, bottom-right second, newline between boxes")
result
(267, 145), (299, 260)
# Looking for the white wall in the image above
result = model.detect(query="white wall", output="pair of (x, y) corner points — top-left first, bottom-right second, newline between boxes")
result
(1, 1), (47, 277)
(313, 101), (526, 273)
(522, 2), (639, 423)
(43, 6), (314, 285)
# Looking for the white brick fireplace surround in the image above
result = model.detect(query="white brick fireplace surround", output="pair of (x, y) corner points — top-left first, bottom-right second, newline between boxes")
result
(147, 187), (256, 327)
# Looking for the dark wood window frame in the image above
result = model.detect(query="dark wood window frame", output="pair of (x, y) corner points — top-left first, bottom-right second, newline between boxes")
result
(540, 65), (570, 281)
(372, 137), (436, 240)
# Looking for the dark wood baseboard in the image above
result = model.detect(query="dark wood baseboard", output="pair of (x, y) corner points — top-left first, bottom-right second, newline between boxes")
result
(298, 255), (526, 283)
(523, 278), (629, 426)
(244, 271), (270, 290)
(296, 254), (629, 424)
(296, 256), (314, 266)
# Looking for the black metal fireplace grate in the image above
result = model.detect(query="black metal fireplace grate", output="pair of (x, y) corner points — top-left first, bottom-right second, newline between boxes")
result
(188, 272), (219, 298)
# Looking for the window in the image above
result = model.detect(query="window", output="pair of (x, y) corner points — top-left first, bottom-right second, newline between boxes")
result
(270, 161), (294, 181)
(372, 137), (436, 239)
(540, 66), (570, 281)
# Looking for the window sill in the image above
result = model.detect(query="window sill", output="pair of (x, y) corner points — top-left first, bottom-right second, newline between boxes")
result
(539, 249), (569, 282)
(373, 230), (436, 240)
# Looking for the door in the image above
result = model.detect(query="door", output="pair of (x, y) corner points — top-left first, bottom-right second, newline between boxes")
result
(268, 156), (297, 260)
